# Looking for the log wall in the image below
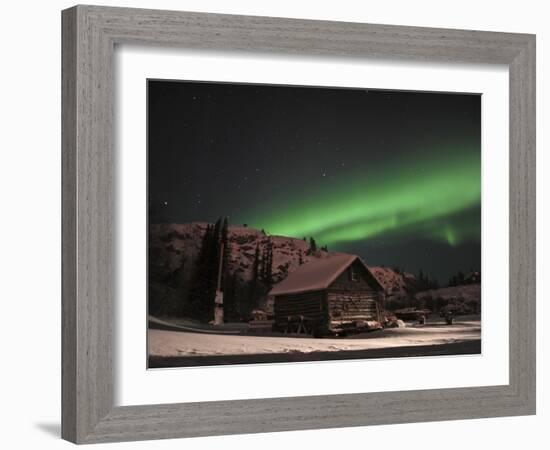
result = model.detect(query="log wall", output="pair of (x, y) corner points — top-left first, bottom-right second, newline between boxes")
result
(273, 290), (326, 329)
(326, 291), (382, 325)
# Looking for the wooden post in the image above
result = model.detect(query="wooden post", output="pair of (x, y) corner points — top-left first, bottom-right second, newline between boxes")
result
(214, 242), (224, 325)
(216, 242), (224, 291)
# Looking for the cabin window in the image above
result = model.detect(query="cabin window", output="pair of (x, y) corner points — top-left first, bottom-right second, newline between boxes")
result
(349, 266), (358, 282)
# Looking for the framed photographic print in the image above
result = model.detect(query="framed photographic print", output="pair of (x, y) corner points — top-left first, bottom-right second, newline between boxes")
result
(62, 5), (536, 444)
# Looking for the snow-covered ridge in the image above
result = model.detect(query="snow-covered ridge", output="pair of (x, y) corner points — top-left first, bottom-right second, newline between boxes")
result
(368, 266), (417, 297)
(150, 222), (332, 285)
(149, 222), (413, 293)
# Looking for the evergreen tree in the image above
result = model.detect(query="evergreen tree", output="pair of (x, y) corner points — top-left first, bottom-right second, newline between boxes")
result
(260, 244), (266, 282)
(247, 244), (261, 317)
(447, 270), (466, 287)
(260, 240), (273, 287)
(252, 243), (260, 280)
(418, 269), (424, 284)
(266, 240), (273, 286)
(220, 216), (230, 287)
(418, 269), (436, 290)
(309, 237), (317, 253)
(213, 217), (222, 245)
(448, 275), (457, 287)
(210, 217), (223, 288)
(223, 272), (238, 321)
(221, 217), (229, 243)
(187, 223), (222, 322)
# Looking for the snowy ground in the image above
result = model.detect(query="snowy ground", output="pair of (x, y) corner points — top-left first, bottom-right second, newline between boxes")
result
(148, 317), (481, 358)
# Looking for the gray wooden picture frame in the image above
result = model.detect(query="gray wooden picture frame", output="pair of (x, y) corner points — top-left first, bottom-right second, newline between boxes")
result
(61, 4), (536, 444)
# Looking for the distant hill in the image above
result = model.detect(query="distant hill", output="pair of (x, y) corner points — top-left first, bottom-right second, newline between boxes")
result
(415, 284), (481, 302)
(368, 266), (417, 299)
(149, 222), (333, 284)
(414, 284), (481, 315)
(150, 223), (417, 291)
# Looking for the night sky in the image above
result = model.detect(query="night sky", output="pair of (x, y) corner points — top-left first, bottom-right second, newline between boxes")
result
(148, 80), (481, 284)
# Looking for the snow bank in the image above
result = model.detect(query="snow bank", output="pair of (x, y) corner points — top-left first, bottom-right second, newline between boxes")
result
(148, 321), (481, 357)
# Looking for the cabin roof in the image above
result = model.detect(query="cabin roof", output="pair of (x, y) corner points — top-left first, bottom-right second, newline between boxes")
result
(269, 253), (384, 296)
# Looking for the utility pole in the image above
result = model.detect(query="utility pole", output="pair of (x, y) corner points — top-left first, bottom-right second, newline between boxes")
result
(214, 242), (224, 325)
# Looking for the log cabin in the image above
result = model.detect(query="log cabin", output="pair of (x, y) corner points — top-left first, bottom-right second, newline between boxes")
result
(269, 253), (385, 336)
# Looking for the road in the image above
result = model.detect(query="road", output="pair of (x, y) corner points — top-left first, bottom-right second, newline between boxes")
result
(148, 317), (481, 368)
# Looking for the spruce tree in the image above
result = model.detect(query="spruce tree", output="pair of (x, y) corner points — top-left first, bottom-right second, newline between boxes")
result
(264, 240), (273, 287)
(260, 240), (273, 286)
(252, 243), (260, 280)
(221, 216), (230, 286)
(309, 237), (317, 253)
(187, 223), (221, 322)
(223, 272), (238, 321)
(221, 217), (229, 244)
(247, 244), (261, 317)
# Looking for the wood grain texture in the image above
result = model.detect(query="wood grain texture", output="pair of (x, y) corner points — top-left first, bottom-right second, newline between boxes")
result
(508, 36), (536, 410)
(61, 5), (536, 444)
(61, 7), (77, 443)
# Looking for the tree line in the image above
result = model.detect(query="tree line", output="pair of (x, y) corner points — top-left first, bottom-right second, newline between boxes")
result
(177, 217), (277, 322)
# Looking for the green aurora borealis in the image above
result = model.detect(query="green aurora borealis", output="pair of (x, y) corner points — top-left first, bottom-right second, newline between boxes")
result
(246, 150), (480, 248)
(148, 80), (481, 282)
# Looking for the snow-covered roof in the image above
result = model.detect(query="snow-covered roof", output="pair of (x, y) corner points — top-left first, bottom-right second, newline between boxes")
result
(269, 253), (383, 296)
